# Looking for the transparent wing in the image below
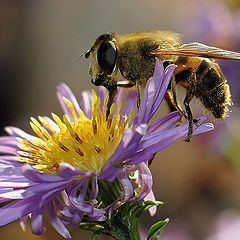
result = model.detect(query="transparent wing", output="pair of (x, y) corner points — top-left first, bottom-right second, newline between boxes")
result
(152, 42), (240, 60)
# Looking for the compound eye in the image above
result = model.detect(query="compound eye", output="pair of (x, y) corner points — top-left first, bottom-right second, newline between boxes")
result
(97, 41), (117, 74)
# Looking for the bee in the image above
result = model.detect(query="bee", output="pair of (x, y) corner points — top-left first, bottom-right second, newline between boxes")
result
(85, 31), (240, 141)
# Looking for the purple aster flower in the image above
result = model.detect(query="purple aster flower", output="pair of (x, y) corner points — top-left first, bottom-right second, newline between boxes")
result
(0, 60), (213, 238)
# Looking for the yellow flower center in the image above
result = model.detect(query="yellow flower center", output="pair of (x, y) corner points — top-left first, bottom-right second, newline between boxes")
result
(16, 91), (132, 175)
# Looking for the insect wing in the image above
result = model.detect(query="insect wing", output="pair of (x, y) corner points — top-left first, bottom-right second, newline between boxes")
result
(152, 42), (240, 60)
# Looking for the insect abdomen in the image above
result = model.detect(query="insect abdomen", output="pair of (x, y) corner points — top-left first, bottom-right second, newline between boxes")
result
(200, 83), (231, 118)
(174, 57), (231, 119)
(196, 60), (231, 119)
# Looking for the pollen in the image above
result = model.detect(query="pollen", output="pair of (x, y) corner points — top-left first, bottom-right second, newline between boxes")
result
(16, 91), (132, 175)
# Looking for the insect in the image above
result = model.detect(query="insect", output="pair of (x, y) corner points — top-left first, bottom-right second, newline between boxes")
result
(85, 31), (240, 141)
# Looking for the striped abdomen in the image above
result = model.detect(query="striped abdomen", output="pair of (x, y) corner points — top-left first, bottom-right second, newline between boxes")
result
(174, 57), (231, 119)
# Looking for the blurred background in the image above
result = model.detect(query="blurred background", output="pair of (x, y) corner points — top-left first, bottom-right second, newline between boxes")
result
(0, 0), (240, 239)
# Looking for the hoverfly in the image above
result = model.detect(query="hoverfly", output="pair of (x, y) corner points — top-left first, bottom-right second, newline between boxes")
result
(85, 31), (240, 141)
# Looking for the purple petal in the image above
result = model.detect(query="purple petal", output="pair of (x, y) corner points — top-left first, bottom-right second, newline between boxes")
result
(0, 188), (14, 195)
(31, 208), (44, 235)
(117, 125), (147, 162)
(148, 64), (176, 121)
(113, 88), (124, 117)
(68, 179), (105, 220)
(140, 61), (164, 122)
(134, 61), (176, 126)
(147, 111), (182, 135)
(125, 133), (180, 165)
(144, 189), (157, 216)
(0, 181), (30, 188)
(58, 163), (93, 179)
(131, 163), (152, 202)
(102, 126), (146, 173)
(19, 215), (28, 231)
(100, 165), (124, 181)
(21, 164), (65, 183)
(0, 160), (27, 182)
(5, 127), (35, 140)
(23, 182), (66, 200)
(97, 87), (107, 112)
(0, 156), (21, 162)
(89, 176), (99, 200)
(42, 116), (60, 133)
(57, 83), (80, 121)
(140, 129), (182, 150)
(80, 90), (92, 119)
(101, 125), (146, 180)
(114, 88), (124, 106)
(191, 122), (214, 134)
(61, 190), (70, 206)
(54, 198), (74, 218)
(45, 201), (71, 239)
(121, 89), (137, 117)
(0, 136), (19, 147)
(118, 174), (133, 203)
(135, 76), (153, 125)
(68, 180), (92, 213)
(0, 189), (25, 203)
(70, 211), (84, 226)
(126, 118), (214, 165)
(88, 207), (106, 220)
(0, 146), (18, 155)
(141, 117), (212, 149)
(0, 197), (41, 226)
(102, 129), (135, 169)
(39, 188), (67, 209)
(89, 213), (107, 222)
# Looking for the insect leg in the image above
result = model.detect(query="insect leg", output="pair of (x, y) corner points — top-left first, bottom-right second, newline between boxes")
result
(183, 72), (198, 142)
(107, 88), (118, 117)
(170, 75), (188, 119)
(116, 79), (143, 109)
(136, 80), (142, 109)
(165, 89), (178, 112)
(110, 80), (136, 115)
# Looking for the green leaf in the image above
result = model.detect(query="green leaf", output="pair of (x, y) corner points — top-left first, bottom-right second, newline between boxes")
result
(133, 201), (163, 218)
(79, 200), (166, 240)
(146, 219), (169, 240)
(79, 222), (104, 232)
(91, 232), (100, 240)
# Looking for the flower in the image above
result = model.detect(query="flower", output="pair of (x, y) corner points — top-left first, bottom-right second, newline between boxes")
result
(0, 60), (214, 238)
